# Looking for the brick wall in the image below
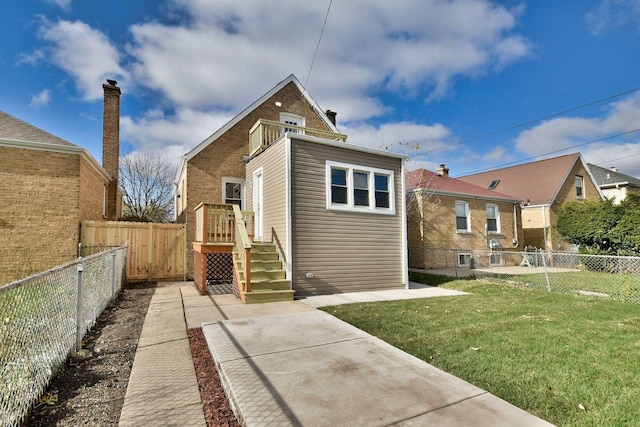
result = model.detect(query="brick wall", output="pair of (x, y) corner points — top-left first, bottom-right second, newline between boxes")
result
(407, 191), (523, 269)
(0, 146), (81, 284)
(79, 155), (110, 221)
(183, 81), (333, 277)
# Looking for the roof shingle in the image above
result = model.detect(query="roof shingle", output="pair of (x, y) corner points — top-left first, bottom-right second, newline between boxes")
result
(458, 153), (581, 205)
(407, 168), (520, 201)
(0, 111), (77, 148)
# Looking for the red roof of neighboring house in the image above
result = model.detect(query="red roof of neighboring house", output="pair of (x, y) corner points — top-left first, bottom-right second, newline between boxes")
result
(407, 168), (521, 202)
(457, 153), (584, 206)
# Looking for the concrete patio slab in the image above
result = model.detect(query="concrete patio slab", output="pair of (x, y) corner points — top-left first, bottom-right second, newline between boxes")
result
(203, 311), (553, 427)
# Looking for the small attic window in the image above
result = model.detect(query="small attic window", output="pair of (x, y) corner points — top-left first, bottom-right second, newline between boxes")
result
(488, 179), (500, 190)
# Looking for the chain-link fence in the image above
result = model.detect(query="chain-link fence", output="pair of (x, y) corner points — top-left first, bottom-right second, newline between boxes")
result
(0, 246), (128, 427)
(411, 247), (640, 304)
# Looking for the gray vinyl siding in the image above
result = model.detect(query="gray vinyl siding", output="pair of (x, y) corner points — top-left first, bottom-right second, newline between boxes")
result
(246, 139), (288, 260)
(290, 138), (405, 296)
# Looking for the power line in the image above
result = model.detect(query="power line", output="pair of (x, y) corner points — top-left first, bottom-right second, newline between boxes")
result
(305, 0), (333, 88)
(595, 150), (640, 166)
(459, 128), (640, 176)
(424, 86), (640, 154)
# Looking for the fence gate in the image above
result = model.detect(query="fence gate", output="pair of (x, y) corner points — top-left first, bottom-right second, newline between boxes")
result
(80, 221), (186, 282)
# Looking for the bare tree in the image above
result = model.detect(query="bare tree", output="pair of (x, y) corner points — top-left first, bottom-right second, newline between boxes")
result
(119, 151), (177, 223)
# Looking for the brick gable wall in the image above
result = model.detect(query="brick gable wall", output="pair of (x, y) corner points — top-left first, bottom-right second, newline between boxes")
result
(182, 82), (333, 277)
(0, 146), (81, 284)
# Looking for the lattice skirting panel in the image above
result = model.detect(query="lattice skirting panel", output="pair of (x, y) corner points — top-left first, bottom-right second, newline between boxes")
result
(206, 253), (233, 283)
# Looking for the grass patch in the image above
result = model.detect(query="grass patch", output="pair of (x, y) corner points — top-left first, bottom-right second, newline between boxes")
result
(323, 278), (640, 426)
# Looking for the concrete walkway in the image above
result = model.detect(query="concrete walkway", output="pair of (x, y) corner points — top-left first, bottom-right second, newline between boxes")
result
(119, 282), (554, 426)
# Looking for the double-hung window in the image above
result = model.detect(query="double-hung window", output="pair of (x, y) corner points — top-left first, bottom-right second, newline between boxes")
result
(575, 176), (584, 198)
(326, 161), (395, 214)
(486, 204), (500, 233)
(455, 201), (470, 232)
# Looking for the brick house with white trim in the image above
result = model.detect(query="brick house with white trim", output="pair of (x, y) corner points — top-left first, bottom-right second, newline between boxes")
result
(0, 81), (122, 284)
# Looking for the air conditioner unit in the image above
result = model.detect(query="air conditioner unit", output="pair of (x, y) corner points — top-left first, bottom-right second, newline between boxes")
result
(458, 253), (471, 267)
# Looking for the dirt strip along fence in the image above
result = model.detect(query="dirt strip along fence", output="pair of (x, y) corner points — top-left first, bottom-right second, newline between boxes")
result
(411, 247), (640, 304)
(81, 221), (186, 282)
(0, 246), (128, 427)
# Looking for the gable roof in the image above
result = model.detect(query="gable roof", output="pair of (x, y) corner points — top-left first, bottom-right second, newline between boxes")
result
(0, 110), (77, 147)
(587, 163), (640, 189)
(458, 153), (603, 206)
(0, 110), (112, 182)
(182, 74), (339, 163)
(407, 168), (521, 202)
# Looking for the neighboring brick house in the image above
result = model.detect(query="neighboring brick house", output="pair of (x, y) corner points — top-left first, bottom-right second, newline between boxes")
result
(175, 74), (341, 278)
(0, 81), (122, 284)
(406, 165), (523, 269)
(458, 153), (604, 251)
(587, 163), (640, 205)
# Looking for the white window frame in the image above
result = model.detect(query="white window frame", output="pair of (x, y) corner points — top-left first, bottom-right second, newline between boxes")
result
(486, 203), (501, 234)
(326, 161), (395, 215)
(458, 253), (471, 267)
(576, 175), (584, 198)
(221, 177), (245, 209)
(455, 200), (471, 232)
(490, 252), (502, 266)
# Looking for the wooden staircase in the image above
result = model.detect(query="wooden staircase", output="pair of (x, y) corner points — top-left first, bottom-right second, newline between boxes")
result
(235, 242), (294, 304)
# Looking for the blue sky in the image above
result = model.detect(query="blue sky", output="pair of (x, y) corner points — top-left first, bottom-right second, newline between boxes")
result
(2, 0), (640, 177)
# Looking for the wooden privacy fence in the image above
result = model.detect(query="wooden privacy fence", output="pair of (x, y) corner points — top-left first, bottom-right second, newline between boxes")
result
(80, 221), (186, 282)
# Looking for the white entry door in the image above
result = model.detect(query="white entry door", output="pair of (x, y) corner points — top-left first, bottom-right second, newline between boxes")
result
(253, 168), (264, 241)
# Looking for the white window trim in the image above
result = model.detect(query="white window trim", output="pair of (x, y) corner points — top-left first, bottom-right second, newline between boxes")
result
(458, 253), (471, 267)
(486, 203), (501, 234)
(576, 175), (584, 199)
(221, 177), (245, 209)
(326, 161), (395, 215)
(455, 200), (471, 232)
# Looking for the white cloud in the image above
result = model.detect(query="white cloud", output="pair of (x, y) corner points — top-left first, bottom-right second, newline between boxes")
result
(29, 89), (51, 109)
(508, 92), (640, 178)
(43, 0), (72, 12)
(37, 19), (128, 100)
(342, 121), (453, 154)
(121, 107), (233, 156)
(127, 0), (531, 116)
(586, 0), (640, 34)
(514, 92), (640, 157)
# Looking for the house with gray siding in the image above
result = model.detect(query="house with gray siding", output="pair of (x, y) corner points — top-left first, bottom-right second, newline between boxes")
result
(182, 75), (408, 301)
(246, 133), (407, 297)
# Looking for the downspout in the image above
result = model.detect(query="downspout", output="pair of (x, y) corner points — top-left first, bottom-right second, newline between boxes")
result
(512, 203), (519, 248)
(542, 205), (548, 251)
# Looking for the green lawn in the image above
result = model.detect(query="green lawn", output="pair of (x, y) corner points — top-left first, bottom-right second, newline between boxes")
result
(322, 274), (640, 426)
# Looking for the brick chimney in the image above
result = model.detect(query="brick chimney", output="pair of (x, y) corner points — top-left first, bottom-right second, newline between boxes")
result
(325, 109), (337, 126)
(102, 79), (121, 220)
(436, 164), (449, 177)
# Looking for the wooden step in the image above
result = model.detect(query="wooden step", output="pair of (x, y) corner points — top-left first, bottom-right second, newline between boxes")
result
(247, 279), (291, 291)
(243, 289), (295, 304)
(239, 269), (286, 282)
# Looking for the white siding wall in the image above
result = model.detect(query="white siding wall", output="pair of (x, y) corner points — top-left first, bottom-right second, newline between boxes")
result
(246, 139), (288, 261)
